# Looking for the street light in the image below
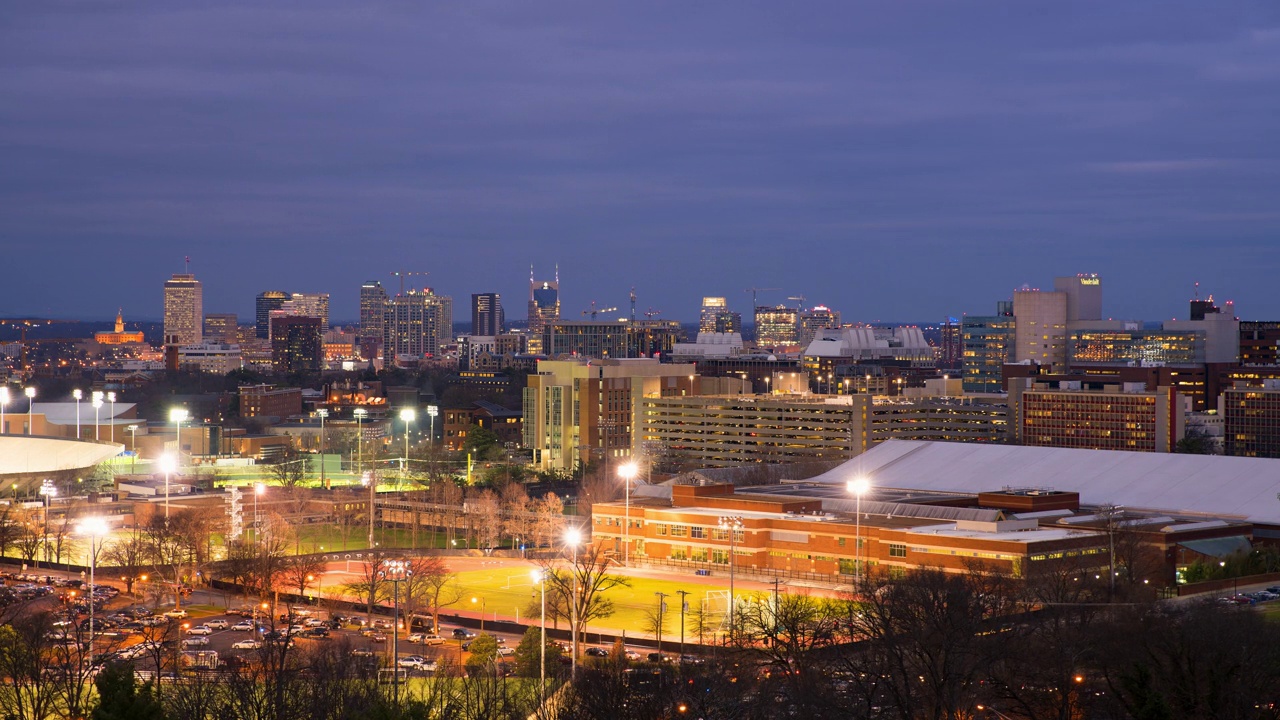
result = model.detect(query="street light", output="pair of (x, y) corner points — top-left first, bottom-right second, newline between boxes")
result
(426, 405), (438, 445)
(92, 392), (103, 441)
(254, 482), (265, 543)
(77, 516), (109, 660)
(24, 386), (35, 435)
(847, 477), (870, 585)
(399, 408), (416, 480)
(316, 409), (329, 489)
(361, 471), (375, 547)
(564, 526), (582, 680)
(107, 391), (116, 443)
(72, 389), (82, 439)
(379, 559), (412, 704)
(169, 407), (189, 465)
(471, 596), (486, 632)
(38, 479), (56, 568)
(126, 425), (139, 474)
(531, 569), (546, 703)
(353, 408), (368, 478)
(0, 386), (8, 434)
(618, 462), (638, 567)
(718, 516), (743, 639)
(159, 454), (177, 522)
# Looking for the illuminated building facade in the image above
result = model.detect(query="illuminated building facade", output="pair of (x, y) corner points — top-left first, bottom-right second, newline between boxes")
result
(699, 297), (741, 334)
(255, 291), (290, 339)
(1223, 382), (1280, 458)
(203, 313), (238, 345)
(383, 289), (453, 359)
(163, 273), (203, 346)
(95, 309), (146, 345)
(270, 315), (323, 373)
(360, 281), (387, 342)
(471, 292), (504, 336)
(754, 305), (799, 348)
(961, 302), (1015, 393)
(797, 305), (841, 347)
(1012, 381), (1183, 452)
(1068, 328), (1203, 365)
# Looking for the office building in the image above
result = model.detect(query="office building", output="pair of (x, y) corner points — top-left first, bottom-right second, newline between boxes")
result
(528, 266), (560, 334)
(699, 297), (742, 334)
(754, 305), (799, 348)
(797, 305), (842, 347)
(1054, 274), (1103, 322)
(524, 358), (700, 473)
(1013, 286), (1068, 372)
(472, 292), (504, 336)
(384, 288), (452, 359)
(1223, 381), (1280, 458)
(239, 384), (303, 419)
(1240, 321), (1280, 366)
(255, 291), (291, 339)
(270, 315), (323, 374)
(1068, 326), (1204, 366)
(95, 309), (146, 345)
(279, 292), (330, 330)
(938, 317), (962, 370)
(163, 273), (203, 346)
(360, 281), (388, 342)
(178, 343), (243, 374)
(203, 313), (238, 345)
(540, 320), (680, 360)
(1011, 380), (1183, 453)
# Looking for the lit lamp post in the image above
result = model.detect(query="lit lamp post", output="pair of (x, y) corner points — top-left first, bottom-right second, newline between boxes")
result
(77, 516), (109, 660)
(169, 407), (189, 465)
(159, 454), (177, 523)
(0, 386), (9, 433)
(379, 559), (412, 704)
(564, 526), (582, 681)
(126, 425), (139, 474)
(471, 596), (486, 632)
(531, 569), (546, 703)
(254, 482), (265, 543)
(717, 516), (743, 639)
(92, 392), (103, 441)
(25, 386), (36, 435)
(847, 477), (870, 585)
(72, 389), (82, 439)
(399, 408), (416, 481)
(38, 479), (56, 568)
(316, 409), (329, 489)
(426, 405), (438, 445)
(362, 472), (375, 548)
(107, 392), (116, 443)
(618, 462), (638, 566)
(353, 408), (368, 478)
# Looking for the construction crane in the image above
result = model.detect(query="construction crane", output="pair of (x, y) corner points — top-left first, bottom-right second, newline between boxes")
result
(581, 302), (618, 320)
(0, 318), (76, 378)
(389, 271), (429, 295)
(629, 286), (637, 323)
(745, 287), (781, 309)
(644, 308), (663, 319)
(787, 295), (807, 311)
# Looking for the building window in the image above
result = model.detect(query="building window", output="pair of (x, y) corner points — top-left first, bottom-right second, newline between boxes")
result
(655, 524), (668, 536)
(670, 525), (688, 538)
(888, 543), (907, 558)
(690, 526), (706, 539)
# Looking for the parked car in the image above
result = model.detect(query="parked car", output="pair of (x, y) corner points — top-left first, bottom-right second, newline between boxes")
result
(163, 609), (188, 619)
(232, 639), (262, 650)
(584, 647), (609, 658)
(185, 625), (214, 636)
(451, 628), (476, 639)
(204, 619), (230, 629)
(370, 633), (388, 643)
(496, 647), (515, 657)
(623, 649), (642, 661)
(421, 634), (446, 646)
(181, 637), (209, 648)
(398, 655), (433, 670)
(231, 621), (255, 632)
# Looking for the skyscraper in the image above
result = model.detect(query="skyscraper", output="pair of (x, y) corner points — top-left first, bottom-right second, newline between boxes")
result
(528, 266), (560, 334)
(472, 292), (504, 336)
(754, 305), (799, 348)
(699, 297), (742, 334)
(271, 315), (323, 373)
(163, 273), (203, 345)
(384, 288), (453, 358)
(1013, 286), (1068, 372)
(962, 301), (1015, 393)
(256, 290), (290, 339)
(360, 281), (387, 341)
(203, 313), (238, 344)
(797, 305), (841, 347)
(280, 292), (330, 329)
(1053, 274), (1102, 322)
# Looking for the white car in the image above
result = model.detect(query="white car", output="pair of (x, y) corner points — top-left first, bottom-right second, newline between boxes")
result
(304, 618), (326, 628)
(231, 621), (254, 632)
(232, 639), (262, 650)
(496, 647), (515, 657)
(163, 609), (188, 619)
(204, 619), (230, 629)
(186, 625), (214, 636)
(181, 637), (209, 647)
(397, 655), (437, 671)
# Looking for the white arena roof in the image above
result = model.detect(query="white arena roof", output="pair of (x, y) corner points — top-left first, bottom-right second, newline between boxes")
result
(0, 435), (124, 477)
(805, 440), (1280, 526)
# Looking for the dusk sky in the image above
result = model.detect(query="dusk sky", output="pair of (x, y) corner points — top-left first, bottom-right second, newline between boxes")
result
(2, 2), (1278, 324)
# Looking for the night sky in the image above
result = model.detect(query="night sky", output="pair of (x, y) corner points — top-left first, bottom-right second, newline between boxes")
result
(2, 2), (1278, 325)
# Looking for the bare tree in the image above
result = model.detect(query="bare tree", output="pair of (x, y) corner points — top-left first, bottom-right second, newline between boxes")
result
(532, 492), (565, 549)
(280, 554), (326, 601)
(0, 612), (60, 720)
(101, 525), (148, 595)
(500, 482), (531, 549)
(471, 488), (501, 550)
(538, 539), (630, 662)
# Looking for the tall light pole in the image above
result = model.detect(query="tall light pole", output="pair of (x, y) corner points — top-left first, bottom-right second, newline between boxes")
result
(362, 472), (375, 548)
(159, 454), (177, 523)
(0, 386), (9, 434)
(470, 596), (486, 632)
(718, 516), (743, 639)
(77, 516), (108, 661)
(564, 526), (582, 681)
(126, 425), (139, 474)
(169, 408), (189, 465)
(254, 482), (265, 544)
(107, 392), (116, 443)
(531, 569), (546, 704)
(316, 409), (329, 489)
(618, 462), (638, 566)
(38, 479), (56, 568)
(353, 408), (368, 478)
(92, 393), (103, 441)
(847, 477), (870, 585)
(676, 589), (690, 658)
(72, 389), (82, 439)
(426, 405), (438, 445)
(379, 559), (411, 704)
(25, 386), (35, 435)
(399, 408), (416, 481)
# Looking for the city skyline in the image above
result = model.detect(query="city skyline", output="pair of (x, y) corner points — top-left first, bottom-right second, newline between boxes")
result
(3, 3), (1278, 322)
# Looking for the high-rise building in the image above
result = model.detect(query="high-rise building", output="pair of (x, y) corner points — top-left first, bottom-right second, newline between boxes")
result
(1240, 321), (1280, 365)
(163, 273), (203, 346)
(1011, 380), (1183, 453)
(540, 320), (680, 360)
(359, 281), (387, 341)
(1053, 274), (1102, 322)
(961, 301), (1015, 393)
(280, 292), (330, 329)
(797, 305), (841, 347)
(939, 317), (962, 370)
(1013, 286), (1068, 372)
(754, 305), (799, 348)
(699, 297), (742, 334)
(528, 266), (560, 334)
(1223, 381), (1280, 458)
(472, 292), (504, 336)
(270, 315), (323, 374)
(203, 313), (238, 345)
(255, 291), (290, 339)
(384, 288), (453, 358)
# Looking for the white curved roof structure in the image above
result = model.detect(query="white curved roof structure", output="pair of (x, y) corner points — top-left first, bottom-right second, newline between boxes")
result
(0, 435), (124, 477)
(805, 439), (1280, 526)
